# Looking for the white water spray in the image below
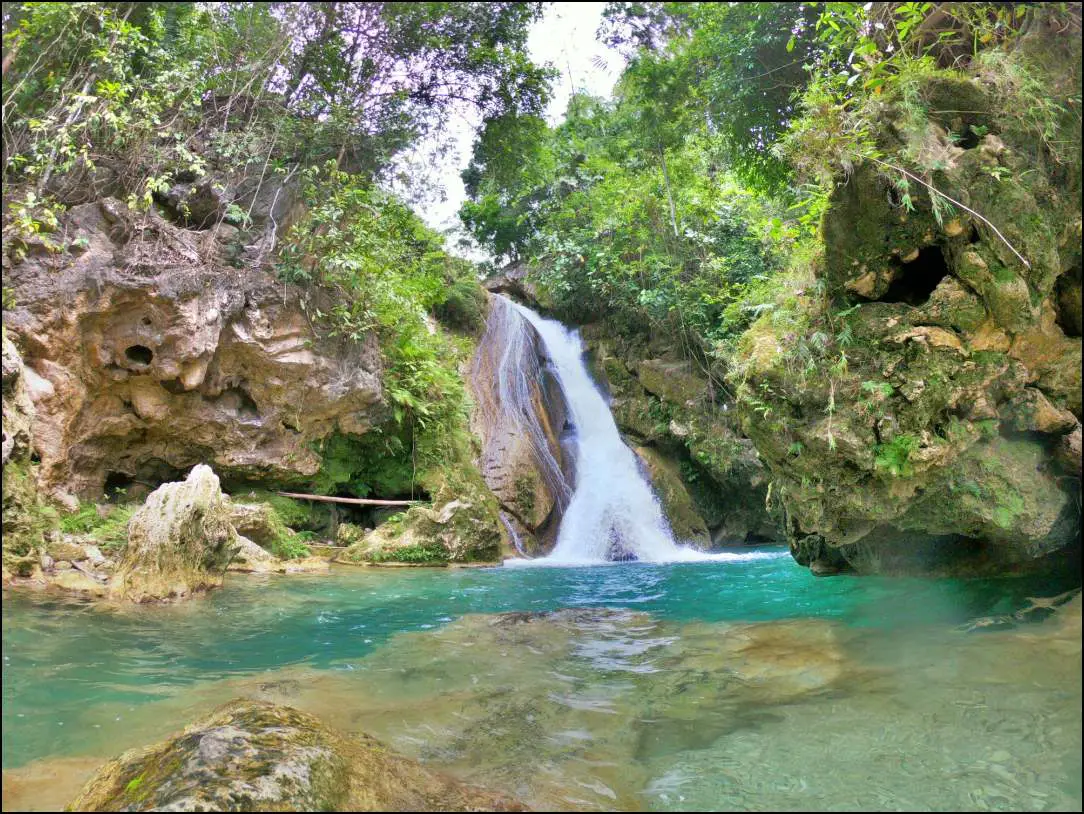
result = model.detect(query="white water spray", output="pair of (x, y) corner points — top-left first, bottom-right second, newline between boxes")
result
(505, 298), (725, 565)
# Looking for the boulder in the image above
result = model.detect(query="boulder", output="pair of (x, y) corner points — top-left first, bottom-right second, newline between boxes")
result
(336, 495), (502, 566)
(109, 465), (238, 602)
(227, 501), (293, 551)
(67, 699), (526, 812)
(227, 534), (283, 574)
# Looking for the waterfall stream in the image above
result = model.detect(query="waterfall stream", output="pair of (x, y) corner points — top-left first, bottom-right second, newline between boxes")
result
(505, 298), (716, 564)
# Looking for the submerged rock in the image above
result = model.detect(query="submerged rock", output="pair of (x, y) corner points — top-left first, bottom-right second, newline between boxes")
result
(109, 465), (238, 602)
(67, 699), (527, 812)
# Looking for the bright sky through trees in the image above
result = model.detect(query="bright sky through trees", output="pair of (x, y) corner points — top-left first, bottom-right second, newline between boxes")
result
(391, 2), (622, 255)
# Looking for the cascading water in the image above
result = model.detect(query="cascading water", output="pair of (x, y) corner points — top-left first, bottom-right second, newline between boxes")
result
(504, 297), (712, 564)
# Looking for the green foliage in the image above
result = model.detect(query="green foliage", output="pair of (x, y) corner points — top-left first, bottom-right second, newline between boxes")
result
(2, 460), (60, 559)
(279, 166), (480, 499)
(434, 278), (488, 334)
(270, 534), (311, 561)
(3, 1), (551, 252)
(58, 502), (135, 551)
(874, 434), (919, 478)
(369, 541), (449, 565)
(309, 431), (416, 499)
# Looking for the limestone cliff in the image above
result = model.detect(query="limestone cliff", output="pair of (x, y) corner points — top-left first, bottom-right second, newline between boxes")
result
(2, 198), (384, 508)
(734, 20), (1082, 575)
(468, 292), (572, 555)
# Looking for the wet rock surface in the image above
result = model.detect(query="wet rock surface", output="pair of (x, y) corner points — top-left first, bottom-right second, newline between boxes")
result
(68, 699), (526, 812)
(469, 294), (571, 555)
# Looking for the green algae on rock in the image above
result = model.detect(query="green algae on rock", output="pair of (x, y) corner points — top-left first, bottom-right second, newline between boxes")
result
(66, 699), (526, 812)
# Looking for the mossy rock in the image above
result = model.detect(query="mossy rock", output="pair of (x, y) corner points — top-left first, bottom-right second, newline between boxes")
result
(229, 490), (319, 530)
(227, 501), (310, 560)
(636, 359), (708, 406)
(67, 699), (526, 812)
(109, 465), (239, 603)
(336, 498), (500, 566)
(634, 445), (709, 546)
(2, 460), (58, 569)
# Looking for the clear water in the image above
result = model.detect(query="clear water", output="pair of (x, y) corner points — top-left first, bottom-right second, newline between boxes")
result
(3, 554), (1081, 811)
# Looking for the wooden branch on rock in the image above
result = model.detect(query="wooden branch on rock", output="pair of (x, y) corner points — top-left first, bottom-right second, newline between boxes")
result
(276, 491), (420, 507)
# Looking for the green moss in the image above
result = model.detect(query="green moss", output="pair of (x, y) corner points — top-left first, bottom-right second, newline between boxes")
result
(2, 460), (59, 561)
(873, 434), (919, 478)
(270, 534), (311, 560)
(369, 541), (449, 564)
(235, 490), (314, 529)
(513, 474), (537, 519)
(992, 491), (1027, 530)
(124, 774), (146, 801)
(309, 430), (416, 499)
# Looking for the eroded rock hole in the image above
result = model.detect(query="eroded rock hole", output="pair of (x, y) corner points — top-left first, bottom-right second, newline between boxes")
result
(956, 129), (981, 150)
(883, 246), (950, 305)
(212, 386), (259, 418)
(125, 345), (154, 366)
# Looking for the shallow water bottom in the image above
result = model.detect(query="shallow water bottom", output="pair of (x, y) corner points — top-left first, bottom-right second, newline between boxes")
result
(2, 560), (1081, 811)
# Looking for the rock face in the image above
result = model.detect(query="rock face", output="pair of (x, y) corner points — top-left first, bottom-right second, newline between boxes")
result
(110, 465), (238, 602)
(734, 23), (1082, 575)
(68, 699), (526, 812)
(2, 198), (384, 506)
(633, 445), (710, 546)
(2, 331), (35, 467)
(469, 293), (572, 555)
(582, 327), (782, 547)
(2, 333), (56, 580)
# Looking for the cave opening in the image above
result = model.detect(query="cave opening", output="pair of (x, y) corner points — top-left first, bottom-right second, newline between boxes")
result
(1054, 262), (1082, 337)
(103, 471), (136, 501)
(882, 246), (950, 305)
(125, 345), (154, 366)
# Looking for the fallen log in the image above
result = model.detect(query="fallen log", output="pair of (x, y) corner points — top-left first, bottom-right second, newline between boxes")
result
(275, 491), (421, 507)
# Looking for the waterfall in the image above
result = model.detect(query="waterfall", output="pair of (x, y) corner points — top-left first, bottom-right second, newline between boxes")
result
(505, 298), (709, 565)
